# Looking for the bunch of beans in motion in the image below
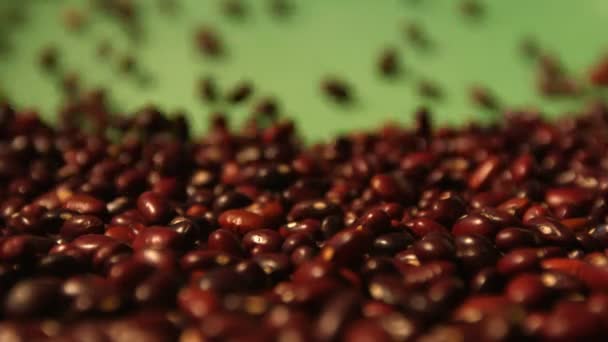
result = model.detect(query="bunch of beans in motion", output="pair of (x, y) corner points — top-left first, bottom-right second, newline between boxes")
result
(3, 99), (608, 342)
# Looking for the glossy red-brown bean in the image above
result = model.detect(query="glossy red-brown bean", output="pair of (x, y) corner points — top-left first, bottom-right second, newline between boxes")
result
(253, 253), (292, 281)
(288, 200), (342, 221)
(545, 187), (594, 208)
(320, 227), (372, 267)
(242, 229), (283, 254)
(468, 156), (501, 190)
(523, 204), (552, 223)
(402, 261), (457, 288)
(282, 232), (315, 254)
(452, 213), (501, 239)
(137, 191), (171, 224)
(527, 217), (578, 247)
(495, 227), (539, 251)
(291, 245), (318, 266)
(541, 258), (608, 291)
(279, 219), (321, 239)
(455, 235), (499, 272)
(63, 194), (106, 216)
(497, 248), (542, 275)
(60, 214), (105, 240)
(218, 209), (266, 233)
(428, 195), (467, 226)
(410, 231), (456, 262)
(407, 217), (448, 237)
(370, 173), (413, 203)
(373, 232), (413, 256)
(132, 226), (184, 251)
(207, 228), (244, 255)
(213, 191), (252, 212)
(105, 225), (136, 244)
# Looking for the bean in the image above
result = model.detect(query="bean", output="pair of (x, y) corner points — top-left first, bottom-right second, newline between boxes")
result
(527, 217), (578, 247)
(64, 194), (106, 215)
(218, 209), (266, 233)
(4, 277), (64, 318)
(373, 232), (413, 256)
(132, 226), (184, 251)
(207, 228), (244, 255)
(320, 227), (372, 267)
(242, 229), (283, 254)
(137, 191), (172, 224)
(506, 273), (551, 308)
(60, 214), (104, 240)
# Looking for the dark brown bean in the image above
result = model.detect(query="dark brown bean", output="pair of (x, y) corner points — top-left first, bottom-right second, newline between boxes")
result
(322, 78), (351, 103)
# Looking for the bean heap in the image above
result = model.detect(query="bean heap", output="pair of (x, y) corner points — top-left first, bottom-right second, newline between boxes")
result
(2, 99), (608, 341)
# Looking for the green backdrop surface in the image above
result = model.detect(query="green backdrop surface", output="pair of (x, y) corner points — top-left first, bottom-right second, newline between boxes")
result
(1, 0), (606, 141)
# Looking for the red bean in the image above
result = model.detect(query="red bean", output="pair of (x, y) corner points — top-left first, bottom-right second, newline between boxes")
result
(137, 191), (171, 224)
(495, 227), (539, 251)
(131, 226), (183, 250)
(452, 213), (500, 239)
(468, 156), (501, 190)
(506, 273), (551, 308)
(218, 209), (266, 233)
(407, 217), (448, 237)
(64, 194), (106, 216)
(545, 187), (594, 208)
(207, 228), (244, 255)
(60, 214), (105, 240)
(527, 217), (578, 247)
(497, 248), (541, 275)
(320, 227), (372, 267)
(242, 229), (283, 254)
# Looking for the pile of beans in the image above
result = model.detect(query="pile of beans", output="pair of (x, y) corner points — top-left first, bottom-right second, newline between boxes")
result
(2, 99), (608, 341)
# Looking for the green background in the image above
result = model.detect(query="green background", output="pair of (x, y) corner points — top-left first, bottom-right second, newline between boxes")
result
(0, 0), (606, 141)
